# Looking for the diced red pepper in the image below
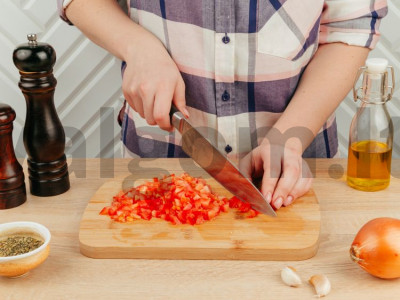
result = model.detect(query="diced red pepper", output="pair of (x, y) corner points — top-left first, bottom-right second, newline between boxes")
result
(99, 173), (260, 225)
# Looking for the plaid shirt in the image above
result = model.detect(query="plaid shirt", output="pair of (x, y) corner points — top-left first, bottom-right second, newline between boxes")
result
(58, 0), (387, 161)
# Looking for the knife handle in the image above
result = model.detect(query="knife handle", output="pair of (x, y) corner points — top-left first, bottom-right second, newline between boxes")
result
(169, 104), (186, 133)
(169, 104), (180, 120)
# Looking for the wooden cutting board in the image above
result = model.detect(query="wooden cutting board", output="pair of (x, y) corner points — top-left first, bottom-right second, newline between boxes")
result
(79, 164), (321, 261)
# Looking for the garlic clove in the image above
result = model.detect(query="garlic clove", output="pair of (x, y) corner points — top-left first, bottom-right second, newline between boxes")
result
(281, 266), (302, 287)
(309, 274), (331, 297)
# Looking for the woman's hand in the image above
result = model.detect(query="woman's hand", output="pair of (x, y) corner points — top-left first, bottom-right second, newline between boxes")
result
(240, 136), (313, 210)
(238, 43), (369, 210)
(65, 0), (188, 131)
(122, 33), (188, 131)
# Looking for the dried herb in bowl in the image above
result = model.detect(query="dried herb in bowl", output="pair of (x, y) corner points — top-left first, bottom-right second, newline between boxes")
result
(0, 236), (44, 257)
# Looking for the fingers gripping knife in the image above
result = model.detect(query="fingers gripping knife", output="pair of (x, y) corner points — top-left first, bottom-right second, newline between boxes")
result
(170, 105), (276, 217)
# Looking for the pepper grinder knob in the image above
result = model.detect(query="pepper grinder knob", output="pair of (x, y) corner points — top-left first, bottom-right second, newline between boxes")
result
(27, 33), (38, 46)
(0, 104), (27, 209)
(12, 34), (70, 197)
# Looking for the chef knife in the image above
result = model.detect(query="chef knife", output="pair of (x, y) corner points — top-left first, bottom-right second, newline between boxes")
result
(170, 105), (276, 217)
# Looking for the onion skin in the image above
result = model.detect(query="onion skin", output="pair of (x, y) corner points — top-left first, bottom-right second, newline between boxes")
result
(350, 217), (400, 279)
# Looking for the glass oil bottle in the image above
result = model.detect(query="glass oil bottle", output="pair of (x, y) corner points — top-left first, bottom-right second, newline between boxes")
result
(347, 58), (395, 191)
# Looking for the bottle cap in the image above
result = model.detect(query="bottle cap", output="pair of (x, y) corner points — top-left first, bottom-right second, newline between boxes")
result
(366, 58), (388, 74)
(12, 33), (56, 72)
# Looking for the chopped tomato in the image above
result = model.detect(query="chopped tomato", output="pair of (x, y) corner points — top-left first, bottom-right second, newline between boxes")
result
(247, 209), (260, 218)
(100, 173), (261, 225)
(99, 207), (109, 215)
(228, 196), (259, 216)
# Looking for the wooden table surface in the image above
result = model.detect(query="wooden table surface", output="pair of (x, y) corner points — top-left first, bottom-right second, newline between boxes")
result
(1, 158), (400, 300)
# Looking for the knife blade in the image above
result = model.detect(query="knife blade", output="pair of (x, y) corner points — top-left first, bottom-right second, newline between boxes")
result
(170, 106), (276, 217)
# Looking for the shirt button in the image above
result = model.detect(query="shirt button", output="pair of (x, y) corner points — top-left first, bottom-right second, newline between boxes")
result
(221, 91), (230, 101)
(225, 145), (233, 153)
(222, 34), (230, 44)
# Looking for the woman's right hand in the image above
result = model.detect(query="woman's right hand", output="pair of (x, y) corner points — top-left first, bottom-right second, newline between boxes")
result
(122, 33), (188, 131)
(65, 0), (188, 131)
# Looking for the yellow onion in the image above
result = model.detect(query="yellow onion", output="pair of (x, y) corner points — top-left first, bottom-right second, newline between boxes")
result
(350, 217), (400, 279)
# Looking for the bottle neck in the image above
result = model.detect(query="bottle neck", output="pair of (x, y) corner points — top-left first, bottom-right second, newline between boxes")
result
(362, 72), (388, 104)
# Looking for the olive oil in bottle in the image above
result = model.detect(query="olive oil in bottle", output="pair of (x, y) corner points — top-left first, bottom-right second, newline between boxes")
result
(347, 140), (392, 191)
(347, 58), (395, 191)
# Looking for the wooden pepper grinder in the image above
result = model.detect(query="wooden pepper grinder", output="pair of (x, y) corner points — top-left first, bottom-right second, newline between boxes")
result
(0, 104), (27, 209)
(13, 34), (70, 196)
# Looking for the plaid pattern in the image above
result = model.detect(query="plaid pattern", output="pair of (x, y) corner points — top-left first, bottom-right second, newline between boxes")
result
(58, 0), (387, 161)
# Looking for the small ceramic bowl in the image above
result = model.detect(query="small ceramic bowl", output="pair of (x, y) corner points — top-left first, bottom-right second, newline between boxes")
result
(0, 221), (51, 278)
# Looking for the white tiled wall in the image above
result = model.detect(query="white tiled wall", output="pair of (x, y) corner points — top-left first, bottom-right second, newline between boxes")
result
(0, 0), (399, 158)
(0, 0), (124, 159)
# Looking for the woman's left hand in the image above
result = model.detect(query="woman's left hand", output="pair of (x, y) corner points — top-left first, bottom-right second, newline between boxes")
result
(240, 138), (313, 210)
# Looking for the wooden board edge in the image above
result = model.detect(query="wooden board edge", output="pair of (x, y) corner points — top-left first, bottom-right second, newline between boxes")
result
(79, 229), (321, 261)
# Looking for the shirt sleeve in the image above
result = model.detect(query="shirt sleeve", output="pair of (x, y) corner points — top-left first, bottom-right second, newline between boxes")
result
(319, 0), (388, 49)
(57, 0), (74, 25)
(57, 0), (128, 25)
